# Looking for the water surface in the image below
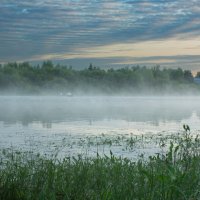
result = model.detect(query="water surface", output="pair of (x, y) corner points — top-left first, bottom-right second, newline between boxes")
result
(1, 96), (200, 157)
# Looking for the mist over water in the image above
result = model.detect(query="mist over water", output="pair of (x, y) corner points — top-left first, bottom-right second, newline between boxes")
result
(1, 95), (200, 157)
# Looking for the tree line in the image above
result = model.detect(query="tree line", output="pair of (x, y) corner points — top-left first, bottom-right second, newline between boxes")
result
(0, 61), (199, 95)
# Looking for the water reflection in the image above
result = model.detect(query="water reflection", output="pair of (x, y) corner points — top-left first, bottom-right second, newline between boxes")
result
(0, 96), (199, 126)
(1, 96), (200, 156)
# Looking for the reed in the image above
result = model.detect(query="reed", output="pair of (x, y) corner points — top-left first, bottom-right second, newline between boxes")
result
(1, 127), (200, 200)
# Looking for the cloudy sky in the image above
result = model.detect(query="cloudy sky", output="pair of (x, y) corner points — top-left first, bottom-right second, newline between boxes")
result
(1, 0), (200, 71)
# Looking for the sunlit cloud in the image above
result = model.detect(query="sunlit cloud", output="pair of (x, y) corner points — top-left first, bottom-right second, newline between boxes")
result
(29, 38), (200, 61)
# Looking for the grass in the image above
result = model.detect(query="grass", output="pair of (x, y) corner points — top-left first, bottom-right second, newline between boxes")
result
(1, 126), (200, 200)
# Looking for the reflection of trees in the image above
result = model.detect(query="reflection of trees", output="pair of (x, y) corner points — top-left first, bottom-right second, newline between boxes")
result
(42, 122), (52, 129)
(0, 97), (200, 126)
(195, 111), (200, 120)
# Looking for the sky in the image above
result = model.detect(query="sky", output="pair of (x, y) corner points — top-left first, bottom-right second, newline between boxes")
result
(1, 0), (200, 72)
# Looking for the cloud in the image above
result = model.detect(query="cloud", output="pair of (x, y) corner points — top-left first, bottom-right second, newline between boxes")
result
(21, 8), (29, 14)
(0, 0), (200, 70)
(28, 54), (200, 73)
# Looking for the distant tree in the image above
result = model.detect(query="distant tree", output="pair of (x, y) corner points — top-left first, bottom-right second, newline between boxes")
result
(42, 60), (54, 69)
(183, 70), (193, 82)
(169, 68), (184, 81)
(88, 63), (93, 71)
(0, 62), (198, 94)
(152, 65), (161, 79)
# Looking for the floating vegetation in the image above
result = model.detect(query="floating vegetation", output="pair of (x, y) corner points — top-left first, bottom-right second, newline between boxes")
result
(1, 126), (200, 199)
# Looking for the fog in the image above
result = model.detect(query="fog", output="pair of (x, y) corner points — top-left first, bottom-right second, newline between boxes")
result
(1, 95), (200, 157)
(0, 95), (200, 125)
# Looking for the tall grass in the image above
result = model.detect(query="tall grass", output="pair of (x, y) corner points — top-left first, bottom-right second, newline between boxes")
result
(1, 127), (200, 200)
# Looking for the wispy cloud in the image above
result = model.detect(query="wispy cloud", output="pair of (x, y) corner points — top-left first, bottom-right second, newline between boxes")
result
(1, 0), (200, 71)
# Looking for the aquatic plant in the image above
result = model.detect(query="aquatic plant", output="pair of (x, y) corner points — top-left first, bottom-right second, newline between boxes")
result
(0, 127), (200, 199)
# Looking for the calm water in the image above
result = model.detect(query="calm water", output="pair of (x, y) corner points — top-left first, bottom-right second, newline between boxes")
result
(1, 96), (200, 157)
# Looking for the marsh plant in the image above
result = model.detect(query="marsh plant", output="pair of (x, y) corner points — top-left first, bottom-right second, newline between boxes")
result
(0, 126), (200, 200)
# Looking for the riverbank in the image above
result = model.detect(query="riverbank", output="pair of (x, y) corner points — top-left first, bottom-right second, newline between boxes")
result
(1, 128), (200, 200)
